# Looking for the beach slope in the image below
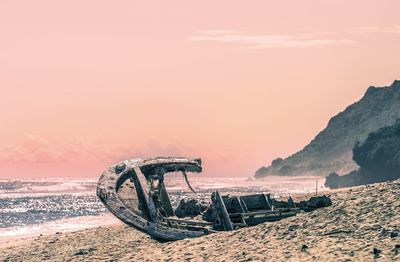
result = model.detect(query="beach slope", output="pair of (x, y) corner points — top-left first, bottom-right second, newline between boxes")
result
(1, 180), (399, 261)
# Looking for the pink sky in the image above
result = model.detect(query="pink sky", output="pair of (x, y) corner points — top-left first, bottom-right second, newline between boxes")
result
(1, 0), (400, 178)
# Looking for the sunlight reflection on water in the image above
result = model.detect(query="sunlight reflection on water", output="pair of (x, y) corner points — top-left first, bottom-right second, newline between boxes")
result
(0, 176), (327, 240)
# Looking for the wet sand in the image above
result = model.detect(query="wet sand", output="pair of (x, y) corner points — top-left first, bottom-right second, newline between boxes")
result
(1, 180), (399, 261)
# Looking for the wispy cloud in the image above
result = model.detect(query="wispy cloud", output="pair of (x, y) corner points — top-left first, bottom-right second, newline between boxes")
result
(0, 135), (195, 165)
(188, 30), (353, 49)
(356, 25), (400, 34)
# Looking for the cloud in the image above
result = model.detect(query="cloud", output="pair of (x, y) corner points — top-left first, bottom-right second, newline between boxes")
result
(0, 135), (252, 177)
(0, 135), (198, 166)
(188, 30), (353, 49)
(356, 26), (400, 34)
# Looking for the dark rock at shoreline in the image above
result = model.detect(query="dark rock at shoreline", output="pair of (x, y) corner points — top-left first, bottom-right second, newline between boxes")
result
(325, 118), (400, 189)
(174, 199), (208, 218)
(202, 205), (218, 222)
(325, 171), (362, 189)
(297, 195), (332, 212)
(273, 195), (332, 212)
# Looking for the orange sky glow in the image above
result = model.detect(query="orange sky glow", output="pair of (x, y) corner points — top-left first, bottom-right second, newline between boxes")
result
(1, 0), (400, 178)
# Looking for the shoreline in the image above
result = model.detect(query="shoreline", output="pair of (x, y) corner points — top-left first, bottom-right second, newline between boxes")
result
(0, 214), (120, 249)
(1, 180), (399, 261)
(0, 178), (327, 248)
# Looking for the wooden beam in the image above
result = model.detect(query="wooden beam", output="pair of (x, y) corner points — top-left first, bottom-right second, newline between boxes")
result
(215, 191), (234, 231)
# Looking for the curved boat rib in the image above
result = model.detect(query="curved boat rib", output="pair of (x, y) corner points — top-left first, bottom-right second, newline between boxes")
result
(97, 156), (300, 241)
(96, 157), (208, 241)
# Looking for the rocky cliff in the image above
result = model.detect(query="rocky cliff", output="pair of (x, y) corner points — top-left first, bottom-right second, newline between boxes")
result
(325, 118), (400, 188)
(255, 80), (400, 178)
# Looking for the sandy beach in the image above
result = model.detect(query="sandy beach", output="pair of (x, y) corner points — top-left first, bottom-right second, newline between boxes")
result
(1, 180), (399, 262)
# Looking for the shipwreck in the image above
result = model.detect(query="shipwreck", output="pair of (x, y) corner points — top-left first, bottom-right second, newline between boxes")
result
(96, 157), (300, 241)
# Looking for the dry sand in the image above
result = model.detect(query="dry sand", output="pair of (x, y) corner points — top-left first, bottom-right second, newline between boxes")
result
(1, 180), (399, 262)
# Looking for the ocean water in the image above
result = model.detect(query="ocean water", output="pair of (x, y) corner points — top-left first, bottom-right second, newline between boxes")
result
(0, 176), (326, 243)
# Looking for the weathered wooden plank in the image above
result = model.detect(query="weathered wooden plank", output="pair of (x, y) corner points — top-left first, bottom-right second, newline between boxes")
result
(214, 191), (234, 231)
(162, 217), (213, 226)
(97, 157), (208, 241)
(97, 157), (301, 241)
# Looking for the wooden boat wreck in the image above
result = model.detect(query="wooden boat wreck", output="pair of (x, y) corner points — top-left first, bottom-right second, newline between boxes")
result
(97, 157), (300, 241)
